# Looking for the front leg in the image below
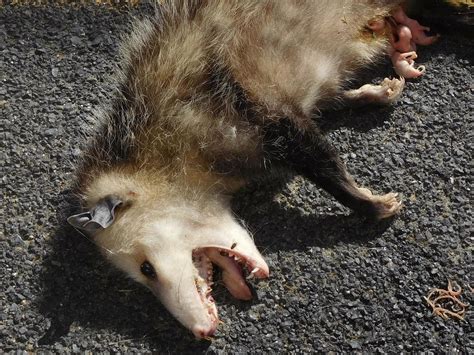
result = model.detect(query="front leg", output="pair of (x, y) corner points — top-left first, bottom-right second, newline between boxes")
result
(342, 77), (405, 107)
(263, 119), (402, 220)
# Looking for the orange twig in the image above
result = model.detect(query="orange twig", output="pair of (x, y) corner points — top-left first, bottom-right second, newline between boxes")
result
(424, 280), (470, 321)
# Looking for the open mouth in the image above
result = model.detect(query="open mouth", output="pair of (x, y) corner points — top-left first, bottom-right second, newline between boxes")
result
(192, 251), (219, 337)
(191, 246), (269, 336)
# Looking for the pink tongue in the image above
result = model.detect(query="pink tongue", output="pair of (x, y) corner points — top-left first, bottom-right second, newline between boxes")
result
(204, 249), (252, 300)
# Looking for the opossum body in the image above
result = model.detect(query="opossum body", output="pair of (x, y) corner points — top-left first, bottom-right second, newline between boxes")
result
(70, 0), (415, 338)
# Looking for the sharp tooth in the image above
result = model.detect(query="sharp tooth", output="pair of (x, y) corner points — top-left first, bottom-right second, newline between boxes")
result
(246, 273), (255, 280)
(251, 267), (260, 274)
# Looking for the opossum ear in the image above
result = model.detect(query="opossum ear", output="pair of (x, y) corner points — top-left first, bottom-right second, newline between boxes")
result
(67, 195), (122, 233)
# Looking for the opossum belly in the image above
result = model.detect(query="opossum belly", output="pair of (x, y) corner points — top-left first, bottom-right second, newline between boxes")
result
(233, 47), (342, 118)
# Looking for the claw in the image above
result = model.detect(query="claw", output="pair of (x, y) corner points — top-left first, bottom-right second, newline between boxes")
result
(360, 189), (403, 219)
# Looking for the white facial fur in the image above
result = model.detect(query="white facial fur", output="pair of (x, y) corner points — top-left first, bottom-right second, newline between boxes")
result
(85, 173), (268, 337)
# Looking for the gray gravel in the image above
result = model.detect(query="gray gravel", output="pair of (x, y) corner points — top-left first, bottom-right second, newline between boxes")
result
(1, 3), (473, 353)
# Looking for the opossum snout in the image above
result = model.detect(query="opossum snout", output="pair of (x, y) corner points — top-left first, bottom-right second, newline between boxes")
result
(192, 323), (217, 339)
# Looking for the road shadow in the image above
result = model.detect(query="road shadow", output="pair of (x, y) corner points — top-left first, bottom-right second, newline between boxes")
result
(232, 176), (394, 253)
(37, 190), (213, 352)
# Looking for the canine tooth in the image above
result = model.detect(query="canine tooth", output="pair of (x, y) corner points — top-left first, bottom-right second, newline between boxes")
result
(251, 267), (260, 274)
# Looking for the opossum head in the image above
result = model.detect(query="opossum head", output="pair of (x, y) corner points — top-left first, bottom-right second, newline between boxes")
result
(68, 171), (269, 338)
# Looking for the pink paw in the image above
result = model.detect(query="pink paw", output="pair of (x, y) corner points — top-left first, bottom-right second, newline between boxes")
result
(391, 25), (415, 53)
(391, 51), (425, 79)
(406, 19), (439, 46)
(357, 188), (403, 220)
(392, 7), (440, 46)
(372, 192), (403, 220)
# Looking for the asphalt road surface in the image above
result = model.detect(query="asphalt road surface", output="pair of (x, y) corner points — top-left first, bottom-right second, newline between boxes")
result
(1, 3), (473, 353)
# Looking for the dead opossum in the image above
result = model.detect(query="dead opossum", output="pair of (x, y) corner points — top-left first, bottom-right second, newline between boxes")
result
(68, 0), (432, 338)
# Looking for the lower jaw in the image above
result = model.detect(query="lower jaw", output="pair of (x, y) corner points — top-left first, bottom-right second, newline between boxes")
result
(192, 247), (260, 336)
(191, 298), (218, 338)
(193, 250), (219, 335)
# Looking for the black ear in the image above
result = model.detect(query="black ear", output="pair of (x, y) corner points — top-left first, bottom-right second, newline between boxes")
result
(67, 195), (122, 233)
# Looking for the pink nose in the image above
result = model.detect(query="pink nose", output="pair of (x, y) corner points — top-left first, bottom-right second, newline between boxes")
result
(192, 324), (217, 339)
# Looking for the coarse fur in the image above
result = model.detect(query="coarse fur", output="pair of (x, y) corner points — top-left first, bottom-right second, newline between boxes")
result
(70, 0), (406, 338)
(78, 0), (400, 188)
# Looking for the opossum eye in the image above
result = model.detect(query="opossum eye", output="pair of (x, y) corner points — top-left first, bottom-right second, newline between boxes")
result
(140, 261), (156, 279)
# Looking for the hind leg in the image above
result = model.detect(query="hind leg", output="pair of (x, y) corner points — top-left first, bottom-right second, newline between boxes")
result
(343, 77), (405, 107)
(263, 119), (402, 220)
